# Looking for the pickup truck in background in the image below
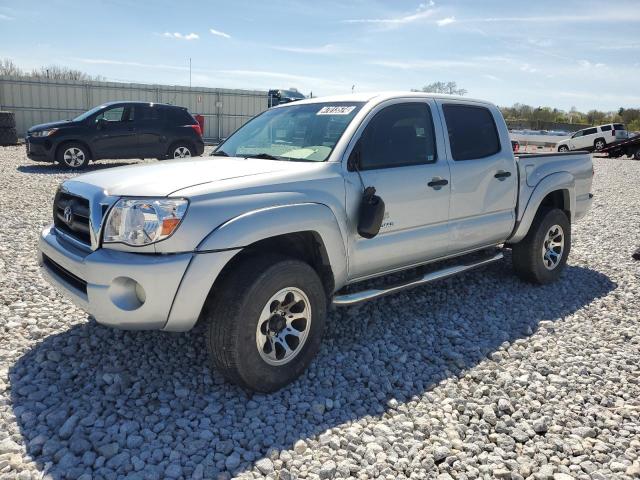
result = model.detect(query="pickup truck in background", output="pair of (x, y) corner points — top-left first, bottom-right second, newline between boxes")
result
(38, 92), (594, 392)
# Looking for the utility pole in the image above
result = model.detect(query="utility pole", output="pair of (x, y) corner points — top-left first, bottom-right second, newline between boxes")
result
(189, 58), (192, 88)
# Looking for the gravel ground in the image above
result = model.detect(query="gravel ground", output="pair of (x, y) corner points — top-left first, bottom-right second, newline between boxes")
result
(0, 147), (639, 480)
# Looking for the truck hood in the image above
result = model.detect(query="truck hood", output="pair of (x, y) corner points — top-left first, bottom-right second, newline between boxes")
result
(71, 157), (310, 197)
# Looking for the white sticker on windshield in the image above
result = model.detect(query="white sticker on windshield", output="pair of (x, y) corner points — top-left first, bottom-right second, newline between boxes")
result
(316, 106), (356, 115)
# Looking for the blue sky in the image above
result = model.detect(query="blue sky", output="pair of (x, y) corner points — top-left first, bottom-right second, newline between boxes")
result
(1, 0), (639, 111)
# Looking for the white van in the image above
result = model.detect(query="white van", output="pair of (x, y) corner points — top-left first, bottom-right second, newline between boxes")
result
(557, 123), (628, 152)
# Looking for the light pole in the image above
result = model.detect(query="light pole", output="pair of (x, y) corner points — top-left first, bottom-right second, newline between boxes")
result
(189, 58), (192, 88)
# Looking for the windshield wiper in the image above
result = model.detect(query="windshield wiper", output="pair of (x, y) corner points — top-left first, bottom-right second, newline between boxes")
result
(245, 153), (279, 160)
(211, 150), (229, 157)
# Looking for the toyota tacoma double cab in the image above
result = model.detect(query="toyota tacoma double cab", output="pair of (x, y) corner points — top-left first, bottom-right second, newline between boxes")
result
(38, 92), (593, 392)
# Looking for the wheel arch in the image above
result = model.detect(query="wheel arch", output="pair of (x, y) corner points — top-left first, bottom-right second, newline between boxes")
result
(164, 203), (347, 332)
(509, 172), (575, 243)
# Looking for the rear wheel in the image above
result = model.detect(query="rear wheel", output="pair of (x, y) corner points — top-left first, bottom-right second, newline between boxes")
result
(512, 208), (571, 284)
(169, 143), (193, 159)
(558, 145), (569, 153)
(634, 149), (640, 160)
(594, 138), (606, 151)
(56, 142), (89, 169)
(204, 254), (327, 392)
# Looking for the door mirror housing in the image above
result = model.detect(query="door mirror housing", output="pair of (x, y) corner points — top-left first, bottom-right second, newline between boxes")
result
(96, 117), (108, 130)
(358, 186), (385, 239)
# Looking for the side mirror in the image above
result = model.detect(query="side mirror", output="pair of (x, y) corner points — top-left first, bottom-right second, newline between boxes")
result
(358, 186), (385, 239)
(96, 117), (107, 130)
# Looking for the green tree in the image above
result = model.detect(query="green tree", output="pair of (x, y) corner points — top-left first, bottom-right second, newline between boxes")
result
(413, 81), (467, 96)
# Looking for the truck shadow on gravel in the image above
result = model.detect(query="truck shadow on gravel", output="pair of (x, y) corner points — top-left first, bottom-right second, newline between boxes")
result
(9, 260), (615, 479)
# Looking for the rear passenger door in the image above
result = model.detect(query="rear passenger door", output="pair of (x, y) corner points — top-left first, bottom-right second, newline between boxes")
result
(136, 105), (166, 158)
(440, 101), (517, 253)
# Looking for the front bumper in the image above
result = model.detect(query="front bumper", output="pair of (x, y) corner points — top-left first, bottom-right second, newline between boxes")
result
(38, 225), (238, 331)
(26, 137), (56, 162)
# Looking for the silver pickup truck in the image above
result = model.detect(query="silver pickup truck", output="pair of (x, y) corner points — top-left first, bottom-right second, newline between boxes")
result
(38, 92), (593, 391)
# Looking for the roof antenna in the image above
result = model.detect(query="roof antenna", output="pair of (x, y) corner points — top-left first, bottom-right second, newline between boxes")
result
(351, 84), (355, 93)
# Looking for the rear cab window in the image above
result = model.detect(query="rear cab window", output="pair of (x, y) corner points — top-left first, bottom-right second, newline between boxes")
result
(613, 123), (626, 130)
(442, 104), (501, 160)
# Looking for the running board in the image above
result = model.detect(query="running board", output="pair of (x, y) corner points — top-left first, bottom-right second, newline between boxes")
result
(332, 251), (504, 307)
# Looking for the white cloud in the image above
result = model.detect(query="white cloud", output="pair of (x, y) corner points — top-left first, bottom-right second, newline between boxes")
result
(271, 44), (338, 54)
(457, 10), (640, 24)
(209, 28), (231, 39)
(482, 74), (501, 81)
(436, 16), (455, 26)
(579, 60), (606, 69)
(370, 59), (480, 70)
(520, 63), (538, 73)
(163, 32), (199, 41)
(343, 4), (436, 25)
(0, 13), (14, 20)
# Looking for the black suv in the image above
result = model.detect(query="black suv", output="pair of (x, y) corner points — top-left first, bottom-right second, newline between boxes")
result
(26, 101), (205, 169)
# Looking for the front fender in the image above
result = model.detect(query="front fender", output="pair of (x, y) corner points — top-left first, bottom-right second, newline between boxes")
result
(509, 172), (575, 243)
(197, 202), (348, 288)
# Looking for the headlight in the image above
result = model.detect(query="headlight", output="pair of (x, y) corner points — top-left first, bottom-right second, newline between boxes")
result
(31, 128), (58, 137)
(103, 198), (189, 246)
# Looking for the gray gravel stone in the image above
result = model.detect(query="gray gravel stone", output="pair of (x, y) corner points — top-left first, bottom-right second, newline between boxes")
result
(0, 149), (639, 479)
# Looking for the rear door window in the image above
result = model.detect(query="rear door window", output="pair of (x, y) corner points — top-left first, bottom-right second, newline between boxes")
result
(137, 105), (162, 122)
(442, 104), (501, 161)
(600, 125), (612, 132)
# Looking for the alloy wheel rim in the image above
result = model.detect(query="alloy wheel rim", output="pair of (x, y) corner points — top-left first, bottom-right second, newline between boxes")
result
(542, 224), (564, 270)
(63, 147), (85, 167)
(595, 141), (604, 150)
(256, 287), (311, 366)
(174, 146), (191, 158)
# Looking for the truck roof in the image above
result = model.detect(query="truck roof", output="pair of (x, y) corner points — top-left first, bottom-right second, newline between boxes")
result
(287, 91), (493, 107)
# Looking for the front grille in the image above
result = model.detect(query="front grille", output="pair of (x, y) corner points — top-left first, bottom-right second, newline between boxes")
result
(42, 254), (88, 294)
(53, 190), (92, 246)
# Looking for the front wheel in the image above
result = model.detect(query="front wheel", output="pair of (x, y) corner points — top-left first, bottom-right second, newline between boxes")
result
(558, 145), (570, 153)
(634, 149), (640, 160)
(203, 254), (327, 392)
(56, 143), (89, 169)
(512, 208), (571, 284)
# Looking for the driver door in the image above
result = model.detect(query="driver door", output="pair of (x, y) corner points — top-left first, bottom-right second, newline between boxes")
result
(92, 105), (138, 158)
(345, 100), (451, 281)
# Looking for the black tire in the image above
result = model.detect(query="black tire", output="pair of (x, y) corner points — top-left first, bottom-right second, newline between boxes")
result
(634, 149), (640, 161)
(0, 127), (18, 146)
(55, 142), (90, 169)
(594, 138), (606, 151)
(0, 111), (16, 129)
(168, 142), (195, 159)
(204, 254), (327, 392)
(558, 145), (569, 153)
(512, 208), (571, 285)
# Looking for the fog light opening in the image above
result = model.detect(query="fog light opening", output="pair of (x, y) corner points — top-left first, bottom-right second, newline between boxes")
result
(108, 277), (146, 311)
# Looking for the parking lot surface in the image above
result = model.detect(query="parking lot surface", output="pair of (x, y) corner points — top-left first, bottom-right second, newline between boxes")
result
(0, 147), (639, 480)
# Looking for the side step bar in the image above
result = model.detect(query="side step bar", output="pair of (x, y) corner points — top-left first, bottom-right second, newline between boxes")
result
(332, 251), (504, 307)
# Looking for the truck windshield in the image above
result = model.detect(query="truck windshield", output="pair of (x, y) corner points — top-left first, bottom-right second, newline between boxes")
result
(215, 102), (364, 162)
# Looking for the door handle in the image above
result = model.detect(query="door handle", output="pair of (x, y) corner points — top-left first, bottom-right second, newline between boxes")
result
(494, 171), (512, 180)
(427, 177), (449, 188)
